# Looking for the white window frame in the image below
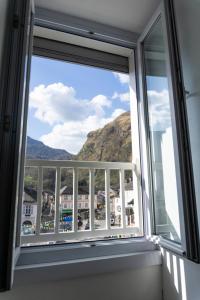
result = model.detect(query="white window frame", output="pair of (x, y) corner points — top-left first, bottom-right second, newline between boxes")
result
(137, 0), (200, 262)
(17, 0), (199, 262)
(18, 18), (144, 244)
(15, 17), (149, 271)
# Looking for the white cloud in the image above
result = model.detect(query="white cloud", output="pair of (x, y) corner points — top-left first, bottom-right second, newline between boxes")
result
(148, 90), (171, 131)
(112, 92), (130, 102)
(91, 94), (111, 107)
(29, 83), (111, 125)
(40, 108), (125, 154)
(111, 108), (126, 119)
(38, 87), (171, 153)
(113, 72), (130, 84)
(30, 82), (127, 154)
(90, 94), (111, 117)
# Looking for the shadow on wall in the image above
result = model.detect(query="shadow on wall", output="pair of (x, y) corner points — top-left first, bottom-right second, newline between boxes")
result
(162, 248), (186, 300)
(162, 248), (200, 300)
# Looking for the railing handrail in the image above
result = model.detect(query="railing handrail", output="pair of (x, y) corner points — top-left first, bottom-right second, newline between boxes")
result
(25, 159), (135, 170)
(22, 159), (140, 245)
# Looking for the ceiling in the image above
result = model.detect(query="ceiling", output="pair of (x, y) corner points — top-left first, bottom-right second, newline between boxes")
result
(35, 0), (160, 34)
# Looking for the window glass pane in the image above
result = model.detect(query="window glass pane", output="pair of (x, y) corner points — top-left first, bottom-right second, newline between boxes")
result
(143, 17), (181, 243)
(21, 51), (142, 246)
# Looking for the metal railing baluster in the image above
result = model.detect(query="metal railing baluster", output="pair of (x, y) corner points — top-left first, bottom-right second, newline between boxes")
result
(105, 168), (111, 230)
(55, 167), (61, 234)
(36, 166), (43, 235)
(73, 168), (78, 232)
(120, 168), (126, 229)
(89, 168), (95, 232)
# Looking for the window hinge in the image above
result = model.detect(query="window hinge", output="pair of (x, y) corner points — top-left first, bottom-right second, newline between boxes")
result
(13, 14), (20, 29)
(3, 115), (11, 132)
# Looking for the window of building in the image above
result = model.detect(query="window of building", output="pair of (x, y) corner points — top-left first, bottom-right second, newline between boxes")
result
(23, 205), (32, 216)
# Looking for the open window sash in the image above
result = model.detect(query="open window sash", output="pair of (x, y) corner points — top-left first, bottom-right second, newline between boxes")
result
(0, 0), (34, 291)
(137, 0), (200, 262)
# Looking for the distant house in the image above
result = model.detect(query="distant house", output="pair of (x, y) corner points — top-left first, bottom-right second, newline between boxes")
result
(21, 181), (134, 232)
(21, 187), (37, 234)
(110, 179), (135, 226)
(60, 185), (98, 221)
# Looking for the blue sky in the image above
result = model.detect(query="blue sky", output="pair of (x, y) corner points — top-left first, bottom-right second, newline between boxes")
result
(147, 76), (168, 93)
(27, 56), (130, 154)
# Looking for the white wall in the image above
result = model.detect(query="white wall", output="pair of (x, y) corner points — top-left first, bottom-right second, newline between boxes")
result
(162, 248), (200, 300)
(0, 266), (162, 300)
(162, 1), (200, 300)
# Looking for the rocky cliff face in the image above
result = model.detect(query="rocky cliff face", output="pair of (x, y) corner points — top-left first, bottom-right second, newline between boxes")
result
(76, 111), (132, 162)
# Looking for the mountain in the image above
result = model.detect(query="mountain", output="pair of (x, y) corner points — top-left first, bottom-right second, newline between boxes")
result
(26, 136), (73, 160)
(76, 111), (132, 162)
(25, 112), (132, 190)
(26, 111), (132, 163)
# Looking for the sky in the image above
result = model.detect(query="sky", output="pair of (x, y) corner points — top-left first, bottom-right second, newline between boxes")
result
(27, 56), (130, 154)
(27, 55), (170, 155)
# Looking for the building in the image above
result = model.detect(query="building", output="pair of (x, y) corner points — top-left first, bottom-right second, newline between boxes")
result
(21, 188), (37, 234)
(60, 185), (94, 211)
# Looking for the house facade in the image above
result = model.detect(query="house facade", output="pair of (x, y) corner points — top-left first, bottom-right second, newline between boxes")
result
(21, 188), (37, 234)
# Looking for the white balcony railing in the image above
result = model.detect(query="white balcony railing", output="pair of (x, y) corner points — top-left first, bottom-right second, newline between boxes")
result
(21, 159), (141, 245)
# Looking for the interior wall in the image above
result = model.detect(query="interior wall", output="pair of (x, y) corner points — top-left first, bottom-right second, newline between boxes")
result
(162, 248), (200, 300)
(162, 0), (200, 299)
(0, 266), (162, 300)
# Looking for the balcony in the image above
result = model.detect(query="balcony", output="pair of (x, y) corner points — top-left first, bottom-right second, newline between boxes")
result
(21, 159), (142, 245)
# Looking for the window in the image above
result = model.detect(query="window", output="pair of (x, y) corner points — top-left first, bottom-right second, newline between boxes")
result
(20, 40), (143, 246)
(23, 205), (33, 216)
(1, 0), (199, 292)
(137, 1), (200, 261)
(142, 17), (181, 243)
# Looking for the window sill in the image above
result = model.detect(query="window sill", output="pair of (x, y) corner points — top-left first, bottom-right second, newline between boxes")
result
(159, 237), (185, 256)
(14, 238), (161, 286)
